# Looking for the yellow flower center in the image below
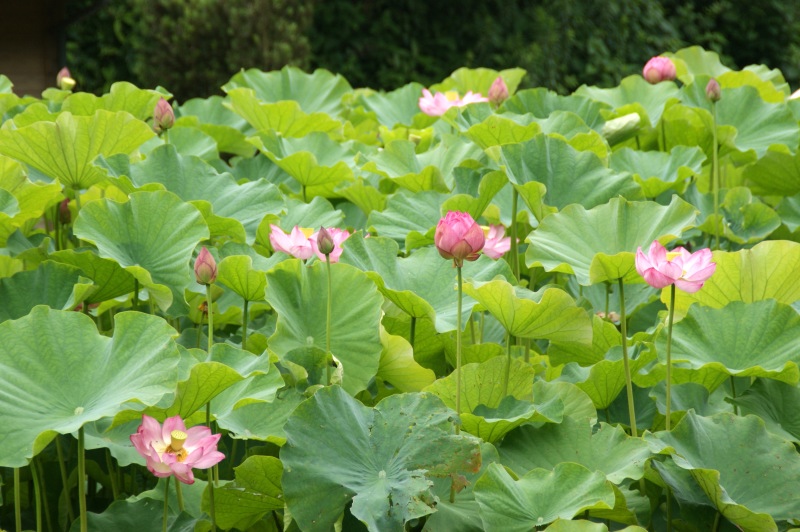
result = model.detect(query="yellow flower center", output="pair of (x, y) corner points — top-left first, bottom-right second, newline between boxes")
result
(444, 91), (461, 102)
(665, 251), (681, 261)
(300, 227), (314, 238)
(166, 430), (188, 462)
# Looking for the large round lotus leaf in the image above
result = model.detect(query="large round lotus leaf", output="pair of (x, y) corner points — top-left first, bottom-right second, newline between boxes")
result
(491, 135), (642, 219)
(667, 46), (729, 83)
(609, 146), (705, 198)
(431, 67), (526, 97)
(668, 240), (800, 318)
(425, 357), (563, 442)
(549, 315), (621, 366)
(341, 234), (513, 332)
(0, 110), (155, 189)
(366, 190), (445, 244)
(223, 66), (352, 115)
(694, 186), (782, 245)
(356, 81), (426, 128)
(743, 145), (800, 196)
(266, 260), (383, 395)
(50, 249), (136, 304)
(645, 411), (800, 530)
(0, 307), (180, 467)
(654, 300), (800, 385)
(729, 379), (800, 443)
(441, 169), (506, 222)
(474, 462), (615, 531)
(216, 255), (267, 302)
(499, 417), (651, 484)
(526, 196), (697, 285)
(546, 523), (647, 532)
(576, 75), (681, 127)
(503, 87), (609, 130)
(73, 190), (209, 312)
(378, 327), (436, 392)
(465, 114), (541, 149)
(281, 386), (482, 532)
(214, 388), (305, 444)
(62, 81), (165, 120)
(227, 88), (341, 137)
(75, 498), (199, 532)
(0, 260), (94, 322)
(162, 126), (219, 161)
(0, 157), (62, 246)
(463, 279), (592, 342)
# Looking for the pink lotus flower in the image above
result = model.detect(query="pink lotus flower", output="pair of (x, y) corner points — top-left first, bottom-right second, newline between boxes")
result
(194, 246), (217, 285)
(418, 88), (489, 116)
(130, 415), (224, 484)
(635, 241), (716, 293)
(481, 224), (512, 259)
(56, 67), (76, 91)
(153, 97), (175, 133)
(642, 56), (676, 84)
(488, 76), (509, 107)
(311, 227), (351, 263)
(706, 78), (721, 102)
(270, 225), (315, 260)
(435, 211), (485, 267)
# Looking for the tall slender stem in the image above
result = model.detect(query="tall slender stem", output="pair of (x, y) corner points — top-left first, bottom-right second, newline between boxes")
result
(205, 284), (214, 351)
(56, 437), (76, 524)
(241, 298), (249, 351)
(133, 279), (139, 312)
(30, 459), (42, 532)
(409, 316), (416, 349)
(665, 284), (676, 430)
(106, 449), (120, 500)
(325, 255), (333, 386)
(711, 101), (721, 251)
(78, 427), (87, 532)
(510, 189), (520, 281)
(730, 377), (739, 415)
(175, 479), (184, 512)
(14, 468), (21, 532)
(54, 204), (61, 252)
(162, 476), (170, 532)
(207, 470), (217, 531)
(618, 278), (638, 438)
(503, 332), (512, 396)
(455, 266), (464, 432)
(204, 282), (217, 531)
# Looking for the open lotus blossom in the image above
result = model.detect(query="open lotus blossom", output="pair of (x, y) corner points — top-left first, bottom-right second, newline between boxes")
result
(311, 227), (351, 263)
(635, 240), (716, 293)
(270, 225), (315, 260)
(418, 88), (489, 116)
(130, 415), (224, 484)
(435, 211), (485, 267)
(642, 56), (676, 84)
(481, 224), (512, 259)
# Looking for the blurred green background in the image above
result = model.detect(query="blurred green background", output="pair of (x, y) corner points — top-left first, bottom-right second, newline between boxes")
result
(65, 0), (800, 102)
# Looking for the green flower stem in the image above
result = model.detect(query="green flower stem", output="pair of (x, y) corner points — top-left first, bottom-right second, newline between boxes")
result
(469, 315), (476, 345)
(56, 437), (76, 524)
(711, 100), (721, 251)
(659, 120), (667, 152)
(53, 204), (61, 252)
(730, 377), (739, 415)
(78, 427), (87, 532)
(204, 282), (217, 531)
(618, 278), (638, 438)
(665, 284), (677, 430)
(242, 298), (249, 351)
(14, 468), (21, 532)
(503, 332), (512, 396)
(325, 254), (333, 386)
(175, 479), (184, 513)
(409, 316), (416, 350)
(205, 284), (214, 351)
(455, 266), (464, 432)
(133, 279), (139, 312)
(162, 476), (170, 532)
(207, 470), (217, 532)
(106, 449), (119, 500)
(510, 188), (520, 281)
(302, 185), (307, 203)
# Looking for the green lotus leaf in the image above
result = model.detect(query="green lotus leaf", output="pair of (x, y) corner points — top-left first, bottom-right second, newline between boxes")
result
(425, 356), (562, 442)
(463, 279), (592, 342)
(378, 327), (436, 392)
(526, 196), (697, 285)
(214, 388), (305, 444)
(534, 110), (593, 139)
(61, 81), (165, 120)
(164, 126), (219, 161)
(50, 249), (137, 304)
(653, 300), (800, 385)
(729, 379), (800, 442)
(548, 315), (621, 366)
(0, 110), (155, 189)
(202, 456), (283, 531)
(717, 70), (787, 103)
(0, 188), (18, 218)
(129, 144), (282, 243)
(0, 156), (62, 245)
(366, 190), (444, 243)
(441, 168), (507, 221)
(532, 380), (597, 423)
(177, 95), (254, 156)
(73, 190), (209, 312)
(79, 498), (199, 532)
(268, 196), (342, 233)
(610, 146), (705, 198)
(432, 67), (526, 97)
(266, 260), (382, 395)
(669, 240), (800, 317)
(341, 234), (513, 332)
(281, 386), (482, 532)
(545, 522), (646, 532)
(667, 46), (730, 83)
(223, 66), (352, 115)
(696, 186), (781, 245)
(216, 255), (267, 302)
(576, 75), (681, 127)
(491, 135), (642, 220)
(465, 115), (541, 149)
(645, 411), (800, 530)
(743, 145), (800, 196)
(337, 178), (387, 215)
(502, 87), (609, 130)
(474, 462), (616, 531)
(499, 417), (651, 484)
(356, 81), (426, 128)
(249, 131), (355, 191)
(777, 193), (800, 235)
(0, 307), (180, 467)
(0, 261), (94, 322)
(227, 87), (341, 137)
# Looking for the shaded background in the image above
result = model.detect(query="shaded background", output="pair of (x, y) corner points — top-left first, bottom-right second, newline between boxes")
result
(51, 0), (800, 101)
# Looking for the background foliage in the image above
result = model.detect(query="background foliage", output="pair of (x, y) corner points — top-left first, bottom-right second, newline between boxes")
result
(66, 0), (800, 99)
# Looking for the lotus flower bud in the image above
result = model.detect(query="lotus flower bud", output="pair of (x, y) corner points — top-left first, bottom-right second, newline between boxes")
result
(642, 57), (676, 84)
(705, 78), (721, 102)
(488, 76), (509, 107)
(56, 67), (76, 91)
(435, 211), (485, 267)
(194, 247), (217, 285)
(316, 226), (335, 256)
(153, 97), (175, 133)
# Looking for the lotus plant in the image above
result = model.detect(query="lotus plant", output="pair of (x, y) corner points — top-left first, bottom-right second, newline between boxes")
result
(311, 226), (351, 263)
(636, 241), (716, 429)
(270, 225), (315, 260)
(642, 56), (676, 84)
(481, 224), (512, 259)
(153, 97), (175, 136)
(56, 66), (76, 91)
(488, 76), (509, 107)
(706, 78), (722, 249)
(418, 88), (489, 116)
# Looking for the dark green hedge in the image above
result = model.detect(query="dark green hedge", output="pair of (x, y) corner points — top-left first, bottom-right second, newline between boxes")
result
(65, 0), (800, 99)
